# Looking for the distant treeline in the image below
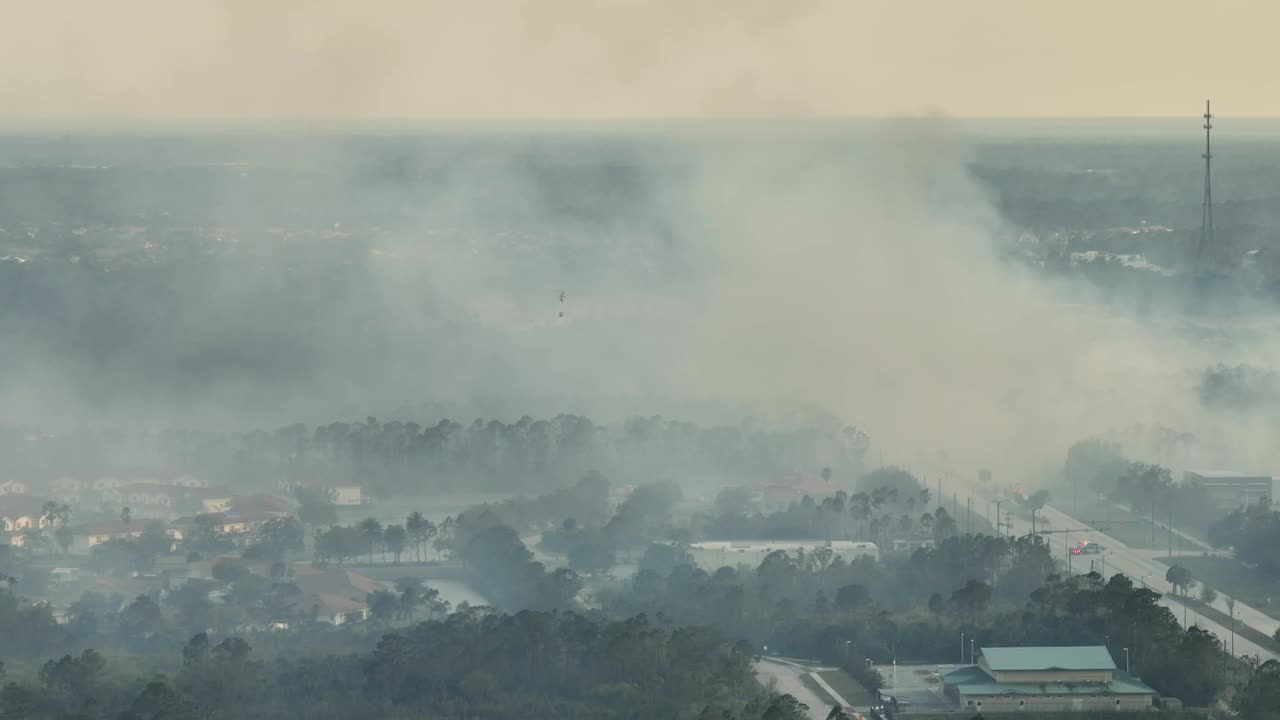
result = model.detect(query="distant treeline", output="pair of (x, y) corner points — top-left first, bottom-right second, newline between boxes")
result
(4, 414), (870, 497)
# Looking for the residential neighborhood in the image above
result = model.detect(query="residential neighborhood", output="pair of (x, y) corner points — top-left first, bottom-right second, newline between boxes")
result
(0, 473), (424, 630)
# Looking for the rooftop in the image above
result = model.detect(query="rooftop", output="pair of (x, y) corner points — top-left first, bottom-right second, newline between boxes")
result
(980, 646), (1116, 672)
(231, 493), (297, 514)
(74, 521), (148, 536)
(1186, 470), (1272, 480)
(690, 540), (877, 551)
(943, 665), (1155, 696)
(116, 483), (232, 498)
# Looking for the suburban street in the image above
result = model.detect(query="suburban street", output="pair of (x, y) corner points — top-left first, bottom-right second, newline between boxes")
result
(1037, 503), (1279, 663)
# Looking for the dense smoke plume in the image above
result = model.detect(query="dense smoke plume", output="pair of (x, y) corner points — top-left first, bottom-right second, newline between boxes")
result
(4, 2), (1280, 486)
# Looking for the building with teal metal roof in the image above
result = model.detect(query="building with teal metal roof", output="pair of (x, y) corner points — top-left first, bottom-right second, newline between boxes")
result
(942, 646), (1159, 713)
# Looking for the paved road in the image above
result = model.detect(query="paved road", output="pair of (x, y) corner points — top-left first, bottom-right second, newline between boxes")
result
(755, 658), (833, 720)
(1097, 497), (1216, 552)
(880, 663), (955, 712)
(1039, 503), (1278, 662)
(925, 458), (1279, 662)
(755, 657), (855, 719)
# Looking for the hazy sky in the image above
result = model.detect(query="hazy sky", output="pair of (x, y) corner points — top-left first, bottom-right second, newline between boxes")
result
(5, 0), (1277, 122)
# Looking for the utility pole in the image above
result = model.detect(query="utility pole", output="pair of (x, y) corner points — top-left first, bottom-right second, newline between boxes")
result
(1168, 507), (1173, 559)
(1197, 99), (1215, 267)
(996, 501), (1001, 536)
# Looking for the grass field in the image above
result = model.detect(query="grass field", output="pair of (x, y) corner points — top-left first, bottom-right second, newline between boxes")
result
(1156, 555), (1280, 622)
(1178, 595), (1280, 654)
(817, 670), (875, 705)
(799, 673), (839, 708)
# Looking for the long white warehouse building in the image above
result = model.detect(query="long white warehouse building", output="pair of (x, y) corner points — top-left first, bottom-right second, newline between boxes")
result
(687, 540), (878, 571)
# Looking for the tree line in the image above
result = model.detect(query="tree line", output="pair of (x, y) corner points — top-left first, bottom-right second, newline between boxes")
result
(1057, 438), (1223, 538)
(4, 413), (870, 499)
(1208, 498), (1280, 583)
(0, 607), (810, 720)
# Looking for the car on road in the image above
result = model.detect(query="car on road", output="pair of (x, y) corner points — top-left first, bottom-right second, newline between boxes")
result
(1073, 541), (1105, 555)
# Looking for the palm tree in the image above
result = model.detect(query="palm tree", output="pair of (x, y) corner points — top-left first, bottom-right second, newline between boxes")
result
(406, 512), (427, 562)
(358, 518), (382, 564)
(384, 525), (407, 565)
(850, 493), (871, 539)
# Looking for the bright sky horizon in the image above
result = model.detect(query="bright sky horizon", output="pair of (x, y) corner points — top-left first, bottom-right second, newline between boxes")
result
(5, 0), (1279, 122)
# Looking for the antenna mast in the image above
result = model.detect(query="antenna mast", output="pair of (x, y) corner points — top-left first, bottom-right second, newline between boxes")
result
(1198, 100), (1215, 266)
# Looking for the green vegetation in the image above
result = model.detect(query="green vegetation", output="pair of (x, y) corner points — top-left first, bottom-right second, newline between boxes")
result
(1054, 439), (1221, 547)
(0, 607), (805, 720)
(601, 529), (1233, 706)
(816, 670), (873, 706)
(798, 673), (838, 707)
(1156, 555), (1280, 622)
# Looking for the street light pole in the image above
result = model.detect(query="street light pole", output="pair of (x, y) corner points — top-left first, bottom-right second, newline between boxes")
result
(970, 638), (975, 665)
(960, 632), (965, 664)
(1123, 647), (1130, 674)
(845, 640), (851, 661)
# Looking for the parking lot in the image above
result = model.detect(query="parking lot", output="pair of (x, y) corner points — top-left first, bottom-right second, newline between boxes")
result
(872, 663), (957, 713)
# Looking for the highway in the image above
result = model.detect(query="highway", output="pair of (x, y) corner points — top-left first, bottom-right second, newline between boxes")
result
(1036, 503), (1278, 663)
(921, 453), (1280, 664)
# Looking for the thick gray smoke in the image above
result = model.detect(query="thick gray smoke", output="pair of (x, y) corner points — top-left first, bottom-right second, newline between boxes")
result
(5, 1), (1280, 485)
(6, 121), (1280, 485)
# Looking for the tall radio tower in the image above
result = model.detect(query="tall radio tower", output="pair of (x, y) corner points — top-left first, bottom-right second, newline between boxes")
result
(1198, 100), (1215, 266)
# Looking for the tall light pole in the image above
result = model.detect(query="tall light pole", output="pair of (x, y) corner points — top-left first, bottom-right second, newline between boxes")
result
(845, 640), (851, 661)
(960, 632), (965, 664)
(1228, 598), (1237, 658)
(1123, 647), (1130, 674)
(970, 638), (975, 665)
